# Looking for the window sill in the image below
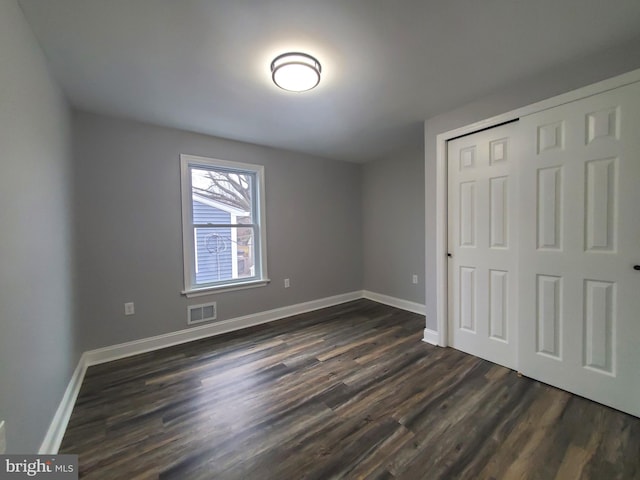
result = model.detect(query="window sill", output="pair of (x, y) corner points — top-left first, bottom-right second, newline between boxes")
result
(182, 279), (271, 298)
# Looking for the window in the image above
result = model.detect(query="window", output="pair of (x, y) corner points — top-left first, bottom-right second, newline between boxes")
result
(180, 154), (268, 296)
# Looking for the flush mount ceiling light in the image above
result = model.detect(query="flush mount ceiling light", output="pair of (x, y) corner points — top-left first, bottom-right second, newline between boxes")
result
(271, 52), (321, 92)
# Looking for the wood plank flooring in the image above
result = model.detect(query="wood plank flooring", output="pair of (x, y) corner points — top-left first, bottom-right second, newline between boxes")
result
(60, 299), (640, 479)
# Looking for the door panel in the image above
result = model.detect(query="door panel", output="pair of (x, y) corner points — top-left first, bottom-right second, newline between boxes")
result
(517, 81), (640, 417)
(448, 122), (519, 369)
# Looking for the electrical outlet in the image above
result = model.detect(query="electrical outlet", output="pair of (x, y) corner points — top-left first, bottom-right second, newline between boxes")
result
(124, 302), (135, 315)
(284, 278), (290, 288)
(0, 420), (7, 454)
(412, 274), (418, 284)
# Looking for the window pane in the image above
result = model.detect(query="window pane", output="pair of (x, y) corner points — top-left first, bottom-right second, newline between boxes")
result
(181, 154), (266, 293)
(191, 167), (253, 221)
(194, 227), (256, 285)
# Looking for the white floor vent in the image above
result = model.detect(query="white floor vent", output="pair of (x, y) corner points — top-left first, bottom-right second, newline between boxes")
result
(188, 301), (217, 325)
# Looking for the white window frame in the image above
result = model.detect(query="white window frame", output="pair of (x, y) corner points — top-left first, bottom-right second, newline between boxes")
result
(180, 154), (269, 297)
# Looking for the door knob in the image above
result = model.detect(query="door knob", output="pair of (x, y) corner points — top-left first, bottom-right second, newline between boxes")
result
(634, 265), (640, 271)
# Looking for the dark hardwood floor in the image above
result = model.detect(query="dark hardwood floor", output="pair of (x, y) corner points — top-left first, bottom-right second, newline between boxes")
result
(60, 299), (640, 479)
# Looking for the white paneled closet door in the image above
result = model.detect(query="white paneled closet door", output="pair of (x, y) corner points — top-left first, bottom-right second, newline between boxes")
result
(447, 122), (519, 370)
(517, 81), (640, 417)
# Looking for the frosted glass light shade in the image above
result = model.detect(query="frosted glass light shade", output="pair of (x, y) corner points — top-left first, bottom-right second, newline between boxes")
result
(271, 52), (321, 92)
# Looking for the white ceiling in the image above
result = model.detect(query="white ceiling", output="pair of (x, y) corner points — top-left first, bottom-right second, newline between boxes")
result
(18, 0), (640, 162)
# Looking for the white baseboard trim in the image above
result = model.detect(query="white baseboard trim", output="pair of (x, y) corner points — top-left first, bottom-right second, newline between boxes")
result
(362, 290), (426, 316)
(422, 328), (440, 346)
(84, 291), (362, 366)
(40, 288), (428, 453)
(38, 353), (89, 454)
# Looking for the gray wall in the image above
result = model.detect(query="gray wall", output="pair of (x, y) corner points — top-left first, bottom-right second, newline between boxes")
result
(73, 111), (362, 350)
(362, 146), (425, 305)
(0, 0), (77, 453)
(424, 38), (640, 331)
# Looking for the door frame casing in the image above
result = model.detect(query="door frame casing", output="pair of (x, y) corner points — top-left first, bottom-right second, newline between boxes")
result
(432, 68), (640, 347)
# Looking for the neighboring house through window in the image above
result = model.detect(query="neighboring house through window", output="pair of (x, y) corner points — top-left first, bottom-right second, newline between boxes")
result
(180, 154), (268, 296)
